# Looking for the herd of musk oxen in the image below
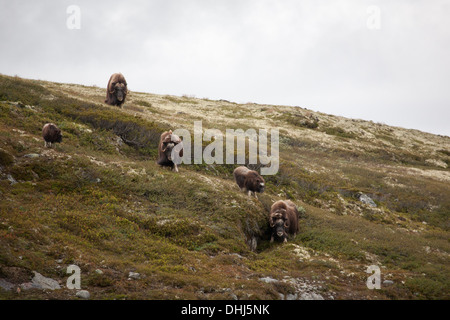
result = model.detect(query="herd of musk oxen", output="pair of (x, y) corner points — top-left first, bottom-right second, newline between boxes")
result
(41, 73), (300, 244)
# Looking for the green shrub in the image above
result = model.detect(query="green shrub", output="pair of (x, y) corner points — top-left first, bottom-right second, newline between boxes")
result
(0, 149), (13, 166)
(322, 126), (356, 139)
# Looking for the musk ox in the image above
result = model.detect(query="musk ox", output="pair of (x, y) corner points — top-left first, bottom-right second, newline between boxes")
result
(105, 73), (128, 107)
(42, 123), (62, 148)
(157, 130), (183, 172)
(269, 200), (299, 243)
(233, 166), (265, 199)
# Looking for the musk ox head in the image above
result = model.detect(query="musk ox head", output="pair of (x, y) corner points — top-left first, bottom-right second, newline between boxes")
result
(111, 82), (127, 102)
(105, 73), (128, 107)
(270, 210), (289, 241)
(247, 171), (265, 193)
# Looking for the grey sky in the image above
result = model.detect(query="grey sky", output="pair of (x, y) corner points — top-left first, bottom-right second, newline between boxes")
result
(1, 0), (449, 136)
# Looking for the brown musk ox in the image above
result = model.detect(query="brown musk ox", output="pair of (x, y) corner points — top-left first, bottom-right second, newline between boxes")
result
(42, 123), (62, 148)
(105, 73), (128, 107)
(157, 130), (183, 172)
(269, 200), (299, 243)
(233, 166), (265, 199)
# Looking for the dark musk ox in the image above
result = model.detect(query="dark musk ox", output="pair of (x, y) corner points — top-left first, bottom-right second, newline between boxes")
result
(42, 123), (62, 148)
(157, 130), (183, 172)
(105, 73), (128, 107)
(233, 166), (265, 199)
(269, 200), (299, 243)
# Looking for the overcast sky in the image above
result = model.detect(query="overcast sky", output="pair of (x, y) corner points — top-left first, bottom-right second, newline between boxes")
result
(1, 0), (449, 136)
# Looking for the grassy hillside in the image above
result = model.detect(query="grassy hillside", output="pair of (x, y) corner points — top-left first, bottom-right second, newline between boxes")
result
(0, 74), (449, 300)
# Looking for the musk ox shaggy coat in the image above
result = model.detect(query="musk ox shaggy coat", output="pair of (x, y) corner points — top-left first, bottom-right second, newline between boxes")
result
(269, 200), (299, 243)
(233, 166), (265, 198)
(42, 123), (62, 148)
(157, 130), (183, 172)
(105, 73), (128, 107)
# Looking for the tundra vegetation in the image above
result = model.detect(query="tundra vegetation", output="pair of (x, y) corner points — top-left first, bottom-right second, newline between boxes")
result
(0, 74), (449, 300)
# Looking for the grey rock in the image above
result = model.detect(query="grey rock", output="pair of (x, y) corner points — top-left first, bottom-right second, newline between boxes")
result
(358, 193), (377, 207)
(299, 292), (324, 300)
(286, 293), (298, 300)
(76, 290), (91, 299)
(383, 280), (394, 286)
(7, 174), (17, 185)
(95, 269), (103, 275)
(23, 154), (40, 159)
(0, 279), (15, 291)
(230, 253), (245, 260)
(20, 282), (39, 290)
(128, 272), (141, 280)
(30, 271), (61, 290)
(259, 277), (278, 284)
(115, 136), (124, 146)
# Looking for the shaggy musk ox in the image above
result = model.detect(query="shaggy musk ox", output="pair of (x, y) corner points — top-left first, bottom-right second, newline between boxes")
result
(233, 166), (265, 198)
(269, 200), (299, 243)
(105, 73), (128, 107)
(157, 130), (183, 172)
(42, 123), (62, 148)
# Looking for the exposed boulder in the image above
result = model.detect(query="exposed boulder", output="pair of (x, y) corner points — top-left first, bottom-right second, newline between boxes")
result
(357, 192), (377, 207)
(20, 271), (61, 291)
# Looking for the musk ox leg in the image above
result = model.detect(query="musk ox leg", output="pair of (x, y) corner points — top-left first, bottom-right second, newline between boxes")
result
(283, 237), (288, 243)
(173, 164), (179, 173)
(270, 235), (274, 243)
